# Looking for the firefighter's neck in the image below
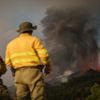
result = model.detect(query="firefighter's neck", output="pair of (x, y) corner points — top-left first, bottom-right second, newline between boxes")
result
(21, 31), (33, 35)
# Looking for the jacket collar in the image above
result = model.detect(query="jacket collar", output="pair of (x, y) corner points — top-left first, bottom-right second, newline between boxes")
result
(19, 33), (31, 37)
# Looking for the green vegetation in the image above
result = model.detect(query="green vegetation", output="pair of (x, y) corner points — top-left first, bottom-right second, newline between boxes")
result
(86, 83), (100, 100)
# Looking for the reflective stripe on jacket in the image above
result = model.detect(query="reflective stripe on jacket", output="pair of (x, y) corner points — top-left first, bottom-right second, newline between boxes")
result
(5, 33), (49, 69)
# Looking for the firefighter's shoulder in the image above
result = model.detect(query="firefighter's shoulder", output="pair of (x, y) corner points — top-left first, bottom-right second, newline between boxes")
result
(6, 37), (19, 49)
(32, 35), (43, 42)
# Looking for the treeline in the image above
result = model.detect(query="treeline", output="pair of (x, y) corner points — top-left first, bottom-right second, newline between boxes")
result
(45, 69), (100, 100)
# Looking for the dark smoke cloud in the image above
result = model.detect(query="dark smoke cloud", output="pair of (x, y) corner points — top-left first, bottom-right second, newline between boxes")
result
(41, 0), (100, 76)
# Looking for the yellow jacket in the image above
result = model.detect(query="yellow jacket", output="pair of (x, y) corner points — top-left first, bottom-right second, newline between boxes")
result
(5, 33), (50, 69)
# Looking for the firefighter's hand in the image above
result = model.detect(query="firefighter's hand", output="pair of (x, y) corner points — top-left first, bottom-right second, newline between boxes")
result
(43, 64), (51, 75)
(45, 67), (51, 75)
(10, 67), (15, 77)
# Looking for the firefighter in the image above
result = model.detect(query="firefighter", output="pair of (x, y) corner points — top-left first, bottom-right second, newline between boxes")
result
(0, 56), (11, 100)
(5, 22), (51, 100)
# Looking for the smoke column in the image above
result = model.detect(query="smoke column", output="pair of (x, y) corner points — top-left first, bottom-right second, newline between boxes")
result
(41, 0), (100, 77)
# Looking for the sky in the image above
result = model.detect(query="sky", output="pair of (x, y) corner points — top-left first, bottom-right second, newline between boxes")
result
(0, 0), (100, 86)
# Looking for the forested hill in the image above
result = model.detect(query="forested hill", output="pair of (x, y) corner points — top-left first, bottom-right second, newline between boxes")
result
(46, 69), (100, 100)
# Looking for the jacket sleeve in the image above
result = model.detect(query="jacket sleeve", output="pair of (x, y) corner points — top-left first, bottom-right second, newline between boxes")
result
(5, 47), (12, 67)
(33, 37), (50, 64)
(33, 37), (51, 72)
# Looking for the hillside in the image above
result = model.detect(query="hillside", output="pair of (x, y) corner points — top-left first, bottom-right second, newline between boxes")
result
(45, 69), (100, 100)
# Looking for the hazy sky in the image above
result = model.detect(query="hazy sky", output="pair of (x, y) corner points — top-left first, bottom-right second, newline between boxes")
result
(0, 0), (100, 86)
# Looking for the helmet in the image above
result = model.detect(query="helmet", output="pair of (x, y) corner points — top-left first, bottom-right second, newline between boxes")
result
(17, 22), (37, 33)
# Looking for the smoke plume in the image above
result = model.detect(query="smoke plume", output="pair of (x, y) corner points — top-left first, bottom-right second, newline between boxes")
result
(41, 1), (100, 77)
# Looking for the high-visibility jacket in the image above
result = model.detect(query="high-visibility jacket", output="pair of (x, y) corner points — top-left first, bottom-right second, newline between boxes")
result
(5, 33), (50, 69)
